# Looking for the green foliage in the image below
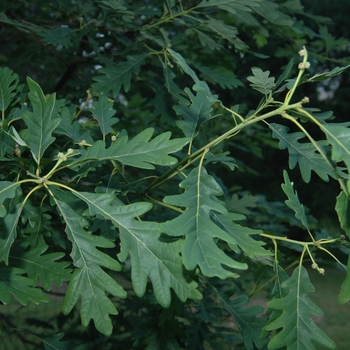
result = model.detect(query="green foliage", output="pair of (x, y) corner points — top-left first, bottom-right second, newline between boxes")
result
(281, 170), (309, 229)
(162, 167), (249, 278)
(54, 198), (126, 335)
(0, 265), (50, 305)
(0, 67), (19, 114)
(91, 54), (148, 97)
(247, 68), (276, 96)
(10, 243), (72, 291)
(89, 96), (118, 138)
(77, 128), (188, 169)
(21, 77), (60, 165)
(208, 281), (268, 350)
(269, 123), (337, 182)
(264, 266), (336, 349)
(1, 0), (350, 348)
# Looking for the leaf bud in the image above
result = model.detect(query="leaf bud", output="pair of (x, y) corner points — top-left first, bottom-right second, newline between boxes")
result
(57, 152), (65, 160)
(298, 62), (311, 70)
(317, 267), (325, 275)
(15, 144), (21, 157)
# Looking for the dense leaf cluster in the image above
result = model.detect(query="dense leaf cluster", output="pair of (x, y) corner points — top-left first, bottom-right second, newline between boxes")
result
(1, 0), (350, 348)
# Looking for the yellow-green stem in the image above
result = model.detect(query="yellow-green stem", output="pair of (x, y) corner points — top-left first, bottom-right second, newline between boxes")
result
(144, 101), (303, 193)
(284, 46), (308, 106)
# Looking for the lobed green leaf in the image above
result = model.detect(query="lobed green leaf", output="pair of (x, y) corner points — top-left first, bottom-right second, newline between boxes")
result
(20, 78), (60, 165)
(219, 291), (268, 350)
(264, 265), (336, 350)
(339, 256), (350, 304)
(0, 203), (22, 264)
(0, 265), (50, 305)
(321, 123), (350, 191)
(0, 67), (19, 113)
(281, 170), (309, 230)
(204, 18), (247, 50)
(195, 0), (261, 12)
(70, 191), (201, 307)
(10, 243), (72, 291)
(89, 95), (119, 137)
(162, 167), (248, 279)
(54, 106), (94, 144)
(308, 64), (350, 83)
(38, 26), (77, 48)
(212, 212), (271, 259)
(227, 193), (260, 215)
(270, 123), (337, 182)
(75, 128), (188, 169)
(194, 63), (243, 90)
(335, 191), (350, 238)
(40, 332), (82, 350)
(247, 67), (275, 95)
(0, 181), (21, 217)
(91, 54), (147, 97)
(53, 199), (126, 336)
(252, 1), (294, 26)
(174, 84), (219, 140)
